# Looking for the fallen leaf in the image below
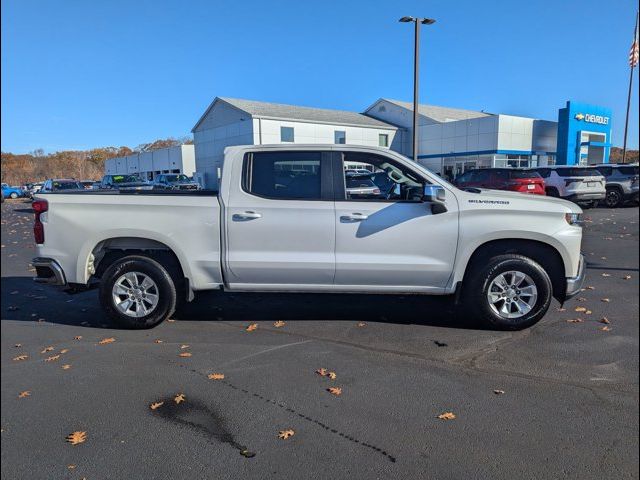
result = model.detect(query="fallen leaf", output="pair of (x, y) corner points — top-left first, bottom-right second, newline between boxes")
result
(74, 336), (82, 340)
(40, 346), (54, 353)
(167, 319), (176, 323)
(437, 412), (456, 420)
(577, 297), (587, 302)
(174, 393), (186, 404)
(14, 343), (22, 348)
(154, 339), (163, 344)
(273, 320), (286, 328)
(67, 465), (76, 470)
(278, 429), (295, 439)
(493, 389), (505, 395)
(12, 355), (28, 361)
(357, 322), (366, 327)
(599, 317), (611, 324)
(62, 364), (72, 370)
(623, 275), (632, 280)
(180, 344), (190, 349)
(556, 308), (566, 312)
(586, 286), (596, 290)
(327, 372), (337, 380)
(98, 338), (115, 345)
(66, 431), (87, 445)
(149, 401), (164, 410)
(585, 310), (593, 315)
(246, 323), (258, 332)
(574, 307), (587, 312)
(566, 318), (583, 323)
(601, 273), (611, 277)
(316, 368), (328, 376)
(59, 349), (69, 354)
(327, 387), (342, 396)
(178, 352), (192, 358)
(208, 373), (225, 380)
(600, 326), (612, 332)
(601, 298), (610, 303)
(18, 391), (31, 398)
(44, 355), (60, 362)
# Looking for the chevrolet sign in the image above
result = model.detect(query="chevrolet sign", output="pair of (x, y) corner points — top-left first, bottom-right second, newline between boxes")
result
(575, 112), (609, 125)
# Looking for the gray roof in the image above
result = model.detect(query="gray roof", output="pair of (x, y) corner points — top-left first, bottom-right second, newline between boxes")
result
(372, 98), (492, 122)
(193, 97), (398, 131)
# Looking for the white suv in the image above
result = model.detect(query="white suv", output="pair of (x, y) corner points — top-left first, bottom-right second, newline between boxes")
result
(533, 166), (606, 206)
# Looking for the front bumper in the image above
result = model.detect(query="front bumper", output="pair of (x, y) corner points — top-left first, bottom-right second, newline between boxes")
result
(565, 254), (586, 299)
(32, 257), (67, 286)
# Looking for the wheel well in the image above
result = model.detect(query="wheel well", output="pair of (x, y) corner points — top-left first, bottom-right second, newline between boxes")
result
(91, 238), (186, 293)
(605, 184), (623, 193)
(464, 239), (566, 300)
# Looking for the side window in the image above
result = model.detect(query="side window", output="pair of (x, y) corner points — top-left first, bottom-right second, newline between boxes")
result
(474, 170), (491, 182)
(334, 131), (346, 144)
(537, 169), (551, 178)
(341, 152), (425, 202)
(457, 172), (471, 182)
(598, 167), (612, 176)
(243, 151), (322, 200)
(493, 170), (509, 182)
(378, 134), (389, 147)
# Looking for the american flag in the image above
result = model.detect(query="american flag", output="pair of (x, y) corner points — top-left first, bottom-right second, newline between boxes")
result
(630, 13), (639, 68)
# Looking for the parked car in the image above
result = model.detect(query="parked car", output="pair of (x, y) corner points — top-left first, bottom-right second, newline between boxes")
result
(24, 182), (44, 197)
(153, 174), (201, 191)
(91, 181), (102, 190)
(100, 174), (154, 191)
(345, 173), (382, 198)
(1, 183), (25, 199)
(40, 179), (84, 193)
(531, 166), (605, 206)
(592, 164), (639, 207)
(32, 144), (586, 332)
(80, 180), (96, 190)
(454, 168), (545, 195)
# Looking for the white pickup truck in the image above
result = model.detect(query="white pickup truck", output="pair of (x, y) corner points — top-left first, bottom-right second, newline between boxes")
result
(32, 145), (586, 330)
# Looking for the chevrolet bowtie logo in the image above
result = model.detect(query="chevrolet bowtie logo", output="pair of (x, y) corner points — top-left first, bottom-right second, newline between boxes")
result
(575, 113), (585, 121)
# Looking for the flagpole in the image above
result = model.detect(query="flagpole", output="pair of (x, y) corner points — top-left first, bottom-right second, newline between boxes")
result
(622, 10), (639, 164)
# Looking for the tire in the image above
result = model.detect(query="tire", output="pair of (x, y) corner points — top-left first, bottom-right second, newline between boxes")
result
(10, 192), (18, 199)
(604, 188), (623, 208)
(462, 254), (553, 331)
(99, 255), (176, 329)
(545, 187), (559, 198)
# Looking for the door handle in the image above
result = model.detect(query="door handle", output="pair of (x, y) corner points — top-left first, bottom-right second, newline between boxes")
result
(233, 211), (262, 221)
(341, 213), (369, 222)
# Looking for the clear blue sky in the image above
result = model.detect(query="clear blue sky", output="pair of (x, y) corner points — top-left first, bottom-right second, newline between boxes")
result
(1, 0), (638, 153)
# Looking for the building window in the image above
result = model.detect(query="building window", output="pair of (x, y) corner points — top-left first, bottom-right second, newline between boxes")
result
(378, 134), (389, 147)
(280, 126), (294, 143)
(334, 131), (346, 144)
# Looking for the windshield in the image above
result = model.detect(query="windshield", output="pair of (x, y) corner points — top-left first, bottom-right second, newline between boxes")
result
(510, 170), (542, 179)
(164, 174), (190, 182)
(557, 168), (602, 177)
(112, 175), (143, 183)
(53, 181), (82, 190)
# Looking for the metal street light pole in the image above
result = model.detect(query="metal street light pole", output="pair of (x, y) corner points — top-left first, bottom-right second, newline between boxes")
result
(399, 16), (436, 163)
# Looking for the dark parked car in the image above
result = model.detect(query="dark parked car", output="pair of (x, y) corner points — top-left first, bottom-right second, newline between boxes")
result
(40, 179), (83, 193)
(593, 164), (639, 207)
(100, 174), (154, 191)
(454, 168), (546, 195)
(153, 174), (200, 191)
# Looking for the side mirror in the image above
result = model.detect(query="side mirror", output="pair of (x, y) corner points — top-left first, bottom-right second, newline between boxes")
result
(423, 185), (446, 203)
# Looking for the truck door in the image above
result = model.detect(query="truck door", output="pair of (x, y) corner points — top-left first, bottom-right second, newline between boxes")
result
(333, 151), (459, 290)
(224, 150), (336, 287)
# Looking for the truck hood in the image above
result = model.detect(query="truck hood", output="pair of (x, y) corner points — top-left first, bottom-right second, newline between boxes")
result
(456, 187), (583, 213)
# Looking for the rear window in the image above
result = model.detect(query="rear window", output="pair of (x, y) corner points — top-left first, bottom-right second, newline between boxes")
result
(53, 181), (81, 190)
(618, 166), (639, 175)
(346, 178), (376, 188)
(556, 168), (601, 177)
(509, 170), (542, 179)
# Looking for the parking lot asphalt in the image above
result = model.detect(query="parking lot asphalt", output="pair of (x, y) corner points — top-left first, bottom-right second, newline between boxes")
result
(1, 199), (638, 480)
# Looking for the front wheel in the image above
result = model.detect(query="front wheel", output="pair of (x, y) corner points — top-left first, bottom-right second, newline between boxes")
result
(10, 192), (18, 199)
(462, 254), (553, 330)
(604, 188), (623, 208)
(99, 255), (177, 329)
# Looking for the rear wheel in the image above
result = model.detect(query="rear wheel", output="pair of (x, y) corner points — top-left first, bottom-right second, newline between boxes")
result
(462, 254), (553, 330)
(99, 255), (176, 329)
(604, 188), (623, 208)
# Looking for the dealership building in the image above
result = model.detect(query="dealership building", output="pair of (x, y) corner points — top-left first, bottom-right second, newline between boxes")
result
(103, 97), (613, 188)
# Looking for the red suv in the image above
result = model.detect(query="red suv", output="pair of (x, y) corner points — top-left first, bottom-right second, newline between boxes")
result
(454, 168), (546, 195)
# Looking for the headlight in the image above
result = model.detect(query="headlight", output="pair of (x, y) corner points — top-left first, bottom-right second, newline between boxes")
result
(565, 213), (584, 226)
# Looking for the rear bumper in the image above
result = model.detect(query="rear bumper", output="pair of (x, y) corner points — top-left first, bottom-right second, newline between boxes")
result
(32, 257), (67, 286)
(565, 254), (586, 299)
(566, 192), (606, 202)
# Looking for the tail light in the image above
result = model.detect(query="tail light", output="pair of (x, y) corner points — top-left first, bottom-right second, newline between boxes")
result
(564, 178), (582, 186)
(373, 188), (381, 194)
(32, 199), (48, 244)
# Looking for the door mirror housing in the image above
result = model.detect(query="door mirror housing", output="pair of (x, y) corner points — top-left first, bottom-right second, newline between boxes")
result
(423, 185), (446, 203)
